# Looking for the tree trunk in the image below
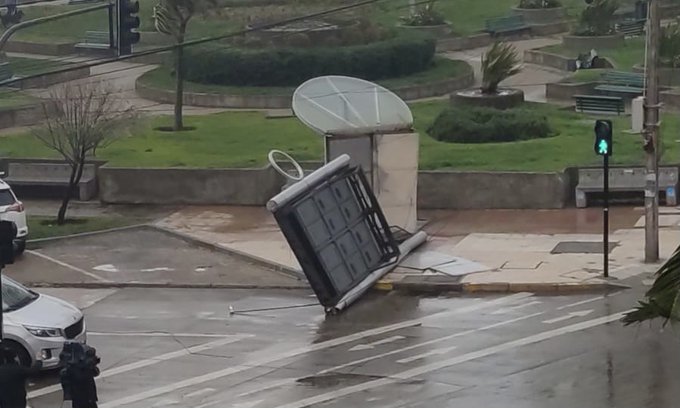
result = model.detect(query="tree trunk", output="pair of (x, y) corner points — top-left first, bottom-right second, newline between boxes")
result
(173, 29), (186, 131)
(57, 158), (86, 225)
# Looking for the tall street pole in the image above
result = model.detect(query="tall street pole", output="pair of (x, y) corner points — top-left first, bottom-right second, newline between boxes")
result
(644, 0), (660, 263)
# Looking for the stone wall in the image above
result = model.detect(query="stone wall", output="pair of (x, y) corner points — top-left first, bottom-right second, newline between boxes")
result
(546, 81), (597, 100)
(98, 165), (286, 205)
(0, 103), (50, 129)
(4, 41), (75, 56)
(524, 49), (574, 71)
(436, 34), (492, 52)
(17, 66), (91, 89)
(417, 170), (570, 209)
(511, 6), (567, 25)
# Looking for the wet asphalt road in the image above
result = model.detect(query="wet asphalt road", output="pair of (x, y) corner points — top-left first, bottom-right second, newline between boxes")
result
(26, 285), (680, 408)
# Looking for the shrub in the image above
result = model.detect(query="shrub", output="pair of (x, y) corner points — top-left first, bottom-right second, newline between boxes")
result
(427, 106), (555, 143)
(518, 0), (561, 8)
(661, 23), (680, 67)
(400, 0), (446, 26)
(183, 34), (436, 86)
(573, 0), (619, 36)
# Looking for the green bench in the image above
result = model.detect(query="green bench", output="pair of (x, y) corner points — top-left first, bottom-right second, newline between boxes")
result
(75, 30), (111, 53)
(595, 71), (644, 96)
(616, 19), (645, 36)
(0, 62), (13, 82)
(574, 94), (625, 115)
(484, 15), (530, 36)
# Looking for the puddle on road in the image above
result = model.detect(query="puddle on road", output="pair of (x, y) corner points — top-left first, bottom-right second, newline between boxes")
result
(296, 373), (383, 388)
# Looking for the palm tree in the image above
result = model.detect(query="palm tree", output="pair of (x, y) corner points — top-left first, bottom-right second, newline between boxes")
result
(153, 0), (216, 131)
(623, 246), (680, 326)
(480, 41), (522, 94)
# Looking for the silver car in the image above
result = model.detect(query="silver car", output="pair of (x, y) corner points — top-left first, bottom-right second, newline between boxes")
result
(2, 276), (86, 368)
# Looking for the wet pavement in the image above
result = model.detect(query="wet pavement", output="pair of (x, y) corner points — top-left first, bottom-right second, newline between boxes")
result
(23, 283), (680, 408)
(6, 226), (304, 288)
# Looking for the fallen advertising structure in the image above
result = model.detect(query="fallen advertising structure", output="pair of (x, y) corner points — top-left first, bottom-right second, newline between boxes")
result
(267, 154), (408, 313)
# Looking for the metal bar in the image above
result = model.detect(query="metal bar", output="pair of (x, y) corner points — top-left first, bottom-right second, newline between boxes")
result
(604, 154), (609, 278)
(0, 3), (110, 52)
(644, 0), (660, 263)
(108, 2), (115, 49)
(331, 231), (427, 313)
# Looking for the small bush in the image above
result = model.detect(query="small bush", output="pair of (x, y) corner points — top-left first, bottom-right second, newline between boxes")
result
(573, 0), (619, 36)
(661, 23), (680, 67)
(427, 106), (555, 143)
(401, 0), (446, 26)
(183, 34), (436, 86)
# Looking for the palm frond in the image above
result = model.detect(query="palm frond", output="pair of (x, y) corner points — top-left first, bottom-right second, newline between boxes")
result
(623, 245), (680, 324)
(481, 41), (522, 94)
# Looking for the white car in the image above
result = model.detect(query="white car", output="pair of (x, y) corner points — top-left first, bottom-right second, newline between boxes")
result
(2, 276), (86, 368)
(0, 178), (28, 254)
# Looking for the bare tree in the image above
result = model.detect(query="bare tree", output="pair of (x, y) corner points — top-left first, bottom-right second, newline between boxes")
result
(153, 0), (217, 131)
(33, 84), (135, 225)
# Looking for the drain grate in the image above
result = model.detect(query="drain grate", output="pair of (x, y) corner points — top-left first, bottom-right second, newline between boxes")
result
(551, 241), (618, 254)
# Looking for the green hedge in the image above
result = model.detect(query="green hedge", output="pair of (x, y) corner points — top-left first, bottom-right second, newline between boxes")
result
(183, 34), (436, 87)
(427, 106), (555, 143)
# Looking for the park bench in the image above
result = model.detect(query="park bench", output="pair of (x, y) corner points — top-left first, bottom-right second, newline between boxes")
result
(3, 162), (97, 200)
(75, 31), (112, 54)
(484, 15), (530, 36)
(573, 94), (624, 115)
(0, 62), (15, 82)
(575, 166), (678, 208)
(595, 71), (644, 97)
(616, 19), (646, 37)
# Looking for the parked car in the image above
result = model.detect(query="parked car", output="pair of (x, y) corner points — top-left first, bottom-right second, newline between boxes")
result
(1, 276), (86, 368)
(0, 179), (28, 254)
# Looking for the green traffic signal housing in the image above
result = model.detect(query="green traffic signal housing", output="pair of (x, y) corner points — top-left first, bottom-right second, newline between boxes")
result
(594, 119), (613, 157)
(118, 0), (141, 56)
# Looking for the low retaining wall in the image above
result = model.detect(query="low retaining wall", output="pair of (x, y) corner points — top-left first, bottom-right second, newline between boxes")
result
(417, 170), (570, 209)
(397, 23), (452, 38)
(524, 49), (573, 71)
(135, 65), (474, 109)
(633, 65), (680, 87)
(546, 81), (597, 100)
(17, 66), (91, 89)
(5, 41), (75, 56)
(530, 21), (570, 36)
(511, 6), (567, 24)
(98, 165), (286, 205)
(562, 33), (625, 50)
(96, 165), (570, 209)
(0, 103), (50, 129)
(437, 33), (492, 52)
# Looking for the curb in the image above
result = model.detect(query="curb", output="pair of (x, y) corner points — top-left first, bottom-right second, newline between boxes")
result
(375, 279), (630, 295)
(25, 281), (309, 290)
(151, 225), (306, 281)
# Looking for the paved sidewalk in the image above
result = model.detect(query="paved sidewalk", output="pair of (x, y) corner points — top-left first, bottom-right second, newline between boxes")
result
(156, 206), (673, 294)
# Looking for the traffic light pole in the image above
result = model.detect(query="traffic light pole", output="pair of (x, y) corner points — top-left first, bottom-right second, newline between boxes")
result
(644, 0), (660, 263)
(603, 154), (609, 278)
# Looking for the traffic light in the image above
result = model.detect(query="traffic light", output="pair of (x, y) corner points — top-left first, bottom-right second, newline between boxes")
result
(594, 119), (613, 156)
(118, 0), (140, 56)
(0, 220), (16, 266)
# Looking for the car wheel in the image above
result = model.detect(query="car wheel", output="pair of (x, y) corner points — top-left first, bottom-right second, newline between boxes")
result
(1, 340), (31, 367)
(13, 239), (26, 256)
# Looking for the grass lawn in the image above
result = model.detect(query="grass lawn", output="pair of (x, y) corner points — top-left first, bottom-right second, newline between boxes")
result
(1, 100), (679, 171)
(139, 58), (471, 95)
(27, 216), (142, 240)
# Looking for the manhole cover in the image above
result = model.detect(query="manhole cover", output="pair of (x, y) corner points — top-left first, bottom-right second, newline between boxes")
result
(551, 241), (618, 254)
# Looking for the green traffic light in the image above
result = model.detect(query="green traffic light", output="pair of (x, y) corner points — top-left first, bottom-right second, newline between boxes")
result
(598, 139), (609, 155)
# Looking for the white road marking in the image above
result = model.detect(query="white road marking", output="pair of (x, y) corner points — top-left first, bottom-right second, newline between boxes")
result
(491, 300), (542, 315)
(141, 267), (174, 272)
(29, 334), (252, 399)
(556, 293), (620, 310)
(542, 310), (594, 324)
(317, 312), (544, 376)
(94, 264), (119, 273)
(184, 388), (216, 399)
(98, 293), (534, 408)
(397, 345), (458, 364)
(274, 310), (632, 408)
(27, 250), (110, 282)
(88, 332), (235, 338)
(349, 335), (405, 351)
